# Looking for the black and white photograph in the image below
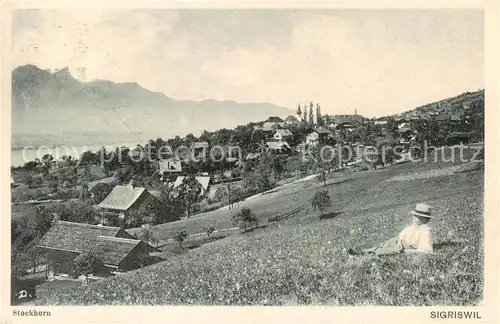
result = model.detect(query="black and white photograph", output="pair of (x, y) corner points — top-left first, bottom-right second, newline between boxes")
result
(3, 5), (496, 317)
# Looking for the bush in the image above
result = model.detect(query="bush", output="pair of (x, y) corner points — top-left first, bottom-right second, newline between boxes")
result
(232, 206), (258, 233)
(136, 225), (159, 246)
(173, 231), (188, 247)
(310, 190), (332, 217)
(70, 252), (103, 279)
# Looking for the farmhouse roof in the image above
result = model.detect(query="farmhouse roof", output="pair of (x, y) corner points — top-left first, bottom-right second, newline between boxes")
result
(267, 116), (284, 123)
(93, 236), (159, 266)
(266, 141), (292, 150)
(273, 129), (293, 137)
(173, 176), (211, 191)
(37, 221), (132, 252)
(98, 185), (147, 211)
(310, 128), (331, 135)
(284, 115), (299, 123)
(262, 122), (278, 131)
(374, 135), (396, 146)
(76, 166), (107, 179)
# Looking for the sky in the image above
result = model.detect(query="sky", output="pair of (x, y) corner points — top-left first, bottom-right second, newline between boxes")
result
(12, 9), (484, 117)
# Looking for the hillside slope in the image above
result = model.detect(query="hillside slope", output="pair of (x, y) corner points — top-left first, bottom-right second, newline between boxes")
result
(35, 159), (483, 306)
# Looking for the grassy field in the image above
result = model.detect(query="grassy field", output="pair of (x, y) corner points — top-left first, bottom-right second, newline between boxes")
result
(35, 150), (484, 306)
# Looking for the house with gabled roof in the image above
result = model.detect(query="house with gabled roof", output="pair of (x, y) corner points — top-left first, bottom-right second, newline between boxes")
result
(267, 116), (284, 123)
(306, 128), (332, 146)
(173, 176), (212, 196)
(76, 165), (108, 180)
(272, 129), (293, 142)
(158, 159), (183, 175)
(97, 184), (152, 226)
(266, 141), (292, 155)
(37, 221), (160, 277)
(284, 115), (300, 125)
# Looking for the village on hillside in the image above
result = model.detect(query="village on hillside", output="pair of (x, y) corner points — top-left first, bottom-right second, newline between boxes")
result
(10, 89), (485, 304)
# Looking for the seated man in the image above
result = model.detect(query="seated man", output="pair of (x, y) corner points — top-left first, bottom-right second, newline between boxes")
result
(348, 203), (434, 256)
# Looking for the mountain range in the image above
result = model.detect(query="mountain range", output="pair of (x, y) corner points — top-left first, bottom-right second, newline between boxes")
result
(12, 65), (292, 147)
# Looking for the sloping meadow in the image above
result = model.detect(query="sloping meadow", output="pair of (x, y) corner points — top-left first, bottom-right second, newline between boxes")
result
(37, 170), (484, 306)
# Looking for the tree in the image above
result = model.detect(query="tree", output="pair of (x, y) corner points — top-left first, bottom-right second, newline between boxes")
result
(241, 156), (276, 194)
(48, 181), (58, 194)
(130, 190), (181, 227)
(173, 230), (188, 248)
(91, 183), (114, 204)
(53, 201), (98, 225)
(80, 151), (97, 166)
(79, 183), (90, 202)
(70, 252), (103, 280)
(177, 174), (202, 218)
(25, 244), (42, 274)
(42, 154), (53, 166)
(310, 190), (332, 217)
(386, 117), (398, 140)
(213, 186), (228, 204)
(33, 206), (53, 237)
(229, 186), (243, 209)
(136, 224), (159, 246)
(232, 206), (259, 233)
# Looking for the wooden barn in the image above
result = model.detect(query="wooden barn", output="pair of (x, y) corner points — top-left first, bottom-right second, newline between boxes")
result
(37, 221), (161, 277)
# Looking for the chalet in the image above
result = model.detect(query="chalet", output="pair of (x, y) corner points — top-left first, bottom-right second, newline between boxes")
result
(266, 141), (292, 155)
(37, 221), (161, 278)
(284, 115), (300, 125)
(173, 176), (212, 196)
(306, 128), (331, 146)
(272, 129), (293, 142)
(97, 184), (153, 226)
(158, 159), (182, 174)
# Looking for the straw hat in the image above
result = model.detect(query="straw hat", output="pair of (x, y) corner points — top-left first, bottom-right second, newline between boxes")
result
(410, 203), (433, 218)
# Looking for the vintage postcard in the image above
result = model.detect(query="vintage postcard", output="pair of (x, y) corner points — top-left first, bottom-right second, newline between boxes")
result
(1, 1), (499, 323)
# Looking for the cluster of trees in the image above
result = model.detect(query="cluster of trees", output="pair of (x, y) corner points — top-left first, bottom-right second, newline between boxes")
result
(128, 186), (183, 227)
(11, 206), (54, 276)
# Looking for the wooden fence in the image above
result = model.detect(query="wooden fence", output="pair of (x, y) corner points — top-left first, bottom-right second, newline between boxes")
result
(267, 205), (304, 223)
